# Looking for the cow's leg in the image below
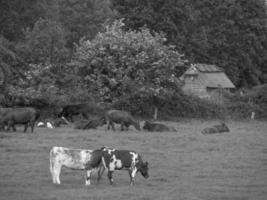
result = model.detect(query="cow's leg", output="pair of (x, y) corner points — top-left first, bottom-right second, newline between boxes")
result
(12, 125), (16, 132)
(107, 170), (114, 185)
(30, 122), (34, 133)
(107, 121), (111, 130)
(52, 164), (62, 184)
(8, 121), (16, 132)
(120, 123), (124, 131)
(24, 123), (28, 133)
(129, 167), (138, 186)
(97, 165), (105, 182)
(85, 170), (92, 186)
(50, 166), (57, 184)
(125, 123), (129, 131)
(110, 122), (115, 131)
(7, 121), (14, 132)
(6, 123), (11, 132)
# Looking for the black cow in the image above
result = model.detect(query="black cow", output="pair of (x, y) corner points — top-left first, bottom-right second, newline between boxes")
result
(143, 121), (176, 132)
(58, 103), (105, 122)
(201, 122), (230, 135)
(105, 110), (140, 131)
(0, 108), (12, 130)
(86, 147), (149, 185)
(74, 117), (106, 130)
(0, 107), (39, 133)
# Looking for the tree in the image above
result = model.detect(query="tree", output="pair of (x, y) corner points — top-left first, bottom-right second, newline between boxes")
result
(16, 18), (69, 65)
(55, 0), (115, 48)
(0, 0), (52, 41)
(111, 0), (267, 87)
(71, 19), (186, 112)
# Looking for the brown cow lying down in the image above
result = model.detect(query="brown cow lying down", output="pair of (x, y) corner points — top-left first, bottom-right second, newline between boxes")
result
(143, 121), (176, 132)
(37, 117), (69, 128)
(105, 110), (140, 131)
(74, 117), (106, 130)
(201, 123), (230, 135)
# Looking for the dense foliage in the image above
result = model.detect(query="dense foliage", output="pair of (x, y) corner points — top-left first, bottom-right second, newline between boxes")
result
(71, 20), (186, 103)
(111, 0), (267, 87)
(0, 0), (266, 119)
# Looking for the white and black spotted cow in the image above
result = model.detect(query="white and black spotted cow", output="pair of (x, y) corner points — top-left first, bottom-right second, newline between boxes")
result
(86, 147), (149, 185)
(49, 146), (105, 185)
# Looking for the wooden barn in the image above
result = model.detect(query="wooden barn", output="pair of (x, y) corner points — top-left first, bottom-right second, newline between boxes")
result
(180, 63), (235, 99)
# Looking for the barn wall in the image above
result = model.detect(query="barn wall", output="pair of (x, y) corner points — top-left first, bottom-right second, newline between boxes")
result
(182, 77), (209, 98)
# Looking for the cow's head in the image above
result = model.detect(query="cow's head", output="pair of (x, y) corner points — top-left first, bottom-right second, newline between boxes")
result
(142, 121), (151, 131)
(139, 161), (149, 179)
(221, 122), (230, 132)
(98, 117), (107, 126)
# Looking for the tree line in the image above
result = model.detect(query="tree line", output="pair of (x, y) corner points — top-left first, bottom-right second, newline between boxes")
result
(0, 0), (266, 115)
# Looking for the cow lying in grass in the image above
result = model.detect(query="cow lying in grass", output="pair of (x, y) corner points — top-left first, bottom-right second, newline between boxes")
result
(58, 103), (105, 122)
(105, 110), (140, 131)
(37, 117), (69, 128)
(201, 123), (230, 135)
(85, 147), (149, 185)
(74, 117), (106, 130)
(49, 146), (105, 185)
(143, 121), (176, 132)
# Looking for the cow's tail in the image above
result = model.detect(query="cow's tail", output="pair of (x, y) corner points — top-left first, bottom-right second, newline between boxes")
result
(49, 147), (55, 182)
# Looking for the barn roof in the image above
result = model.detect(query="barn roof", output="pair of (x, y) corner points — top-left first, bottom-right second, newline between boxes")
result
(199, 72), (235, 88)
(182, 63), (235, 89)
(194, 63), (223, 72)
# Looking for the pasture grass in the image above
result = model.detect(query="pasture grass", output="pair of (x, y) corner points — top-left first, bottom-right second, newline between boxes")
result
(0, 120), (267, 200)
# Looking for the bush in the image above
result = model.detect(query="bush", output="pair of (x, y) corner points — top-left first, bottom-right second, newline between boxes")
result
(224, 84), (267, 119)
(113, 91), (224, 120)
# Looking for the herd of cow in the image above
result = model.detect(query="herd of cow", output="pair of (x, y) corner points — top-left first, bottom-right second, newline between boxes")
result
(0, 103), (230, 186)
(0, 103), (231, 134)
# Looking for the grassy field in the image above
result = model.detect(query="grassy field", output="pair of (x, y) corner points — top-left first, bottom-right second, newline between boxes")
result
(0, 120), (267, 200)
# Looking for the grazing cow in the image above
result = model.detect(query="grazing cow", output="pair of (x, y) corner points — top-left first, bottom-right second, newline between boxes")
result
(58, 103), (105, 122)
(0, 107), (39, 133)
(74, 117), (106, 130)
(105, 110), (140, 131)
(201, 122), (230, 135)
(143, 121), (176, 132)
(49, 146), (105, 185)
(85, 147), (149, 185)
(0, 108), (12, 130)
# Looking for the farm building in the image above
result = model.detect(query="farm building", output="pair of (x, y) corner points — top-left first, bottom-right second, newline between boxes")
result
(180, 63), (235, 99)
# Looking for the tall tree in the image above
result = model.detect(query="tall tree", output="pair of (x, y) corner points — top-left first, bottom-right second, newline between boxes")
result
(111, 0), (267, 87)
